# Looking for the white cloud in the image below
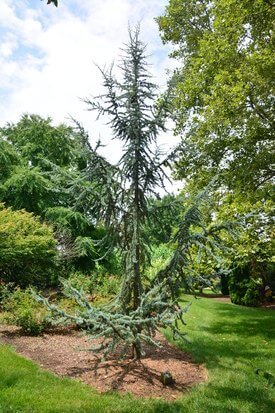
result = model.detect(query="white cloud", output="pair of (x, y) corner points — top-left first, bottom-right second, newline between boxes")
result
(0, 0), (180, 169)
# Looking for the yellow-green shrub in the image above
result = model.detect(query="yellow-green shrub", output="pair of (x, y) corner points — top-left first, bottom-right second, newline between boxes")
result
(0, 203), (57, 287)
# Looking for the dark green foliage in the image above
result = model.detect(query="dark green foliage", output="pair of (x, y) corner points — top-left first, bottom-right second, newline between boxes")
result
(45, 206), (118, 275)
(0, 167), (53, 215)
(46, 0), (58, 6)
(220, 272), (229, 295)
(0, 115), (86, 169)
(145, 194), (183, 245)
(0, 114), (91, 217)
(0, 139), (20, 181)
(229, 264), (262, 307)
(45, 207), (92, 239)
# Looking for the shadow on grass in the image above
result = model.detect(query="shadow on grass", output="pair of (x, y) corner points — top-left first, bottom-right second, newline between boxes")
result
(0, 373), (20, 390)
(166, 300), (275, 412)
(203, 303), (275, 339)
(181, 303), (274, 362)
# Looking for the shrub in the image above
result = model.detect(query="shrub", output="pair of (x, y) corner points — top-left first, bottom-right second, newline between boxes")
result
(1, 287), (49, 335)
(93, 265), (120, 297)
(67, 272), (94, 295)
(67, 266), (120, 298)
(229, 264), (262, 307)
(242, 278), (262, 307)
(0, 204), (57, 287)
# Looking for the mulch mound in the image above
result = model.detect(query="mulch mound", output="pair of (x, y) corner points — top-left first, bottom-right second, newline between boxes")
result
(0, 325), (206, 400)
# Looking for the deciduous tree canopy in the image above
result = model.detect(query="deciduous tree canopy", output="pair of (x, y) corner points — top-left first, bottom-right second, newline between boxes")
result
(158, 0), (275, 197)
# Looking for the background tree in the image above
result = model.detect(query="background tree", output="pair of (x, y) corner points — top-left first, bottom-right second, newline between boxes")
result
(0, 115), (116, 278)
(215, 195), (274, 305)
(157, 0), (275, 197)
(157, 0), (274, 305)
(145, 194), (183, 245)
(1, 114), (89, 171)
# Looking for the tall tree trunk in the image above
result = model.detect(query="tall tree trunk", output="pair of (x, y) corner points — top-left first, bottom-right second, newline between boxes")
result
(132, 149), (143, 359)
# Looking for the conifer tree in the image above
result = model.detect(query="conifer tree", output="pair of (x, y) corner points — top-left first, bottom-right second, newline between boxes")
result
(84, 26), (171, 357)
(37, 27), (236, 359)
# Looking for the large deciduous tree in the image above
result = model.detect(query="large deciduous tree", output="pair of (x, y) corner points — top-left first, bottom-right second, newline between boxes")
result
(157, 0), (275, 196)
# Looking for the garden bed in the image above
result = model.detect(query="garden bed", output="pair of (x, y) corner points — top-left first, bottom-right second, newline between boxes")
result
(0, 324), (206, 400)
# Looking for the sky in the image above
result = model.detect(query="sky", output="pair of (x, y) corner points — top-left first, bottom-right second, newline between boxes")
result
(0, 0), (179, 168)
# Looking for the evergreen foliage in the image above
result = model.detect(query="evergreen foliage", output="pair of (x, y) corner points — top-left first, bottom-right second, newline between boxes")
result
(0, 115), (117, 277)
(145, 194), (183, 245)
(37, 27), (240, 358)
(0, 167), (53, 216)
(45, 1), (58, 8)
(84, 27), (173, 318)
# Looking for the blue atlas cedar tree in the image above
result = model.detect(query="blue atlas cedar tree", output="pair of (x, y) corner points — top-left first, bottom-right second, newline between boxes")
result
(37, 26), (238, 359)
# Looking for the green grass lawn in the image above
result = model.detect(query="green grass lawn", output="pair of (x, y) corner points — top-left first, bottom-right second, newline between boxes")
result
(0, 297), (274, 413)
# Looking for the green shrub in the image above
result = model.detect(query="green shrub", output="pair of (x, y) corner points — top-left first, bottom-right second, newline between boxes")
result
(67, 272), (94, 294)
(0, 204), (57, 287)
(1, 287), (49, 335)
(67, 266), (120, 299)
(229, 264), (262, 307)
(242, 278), (263, 307)
(97, 274), (120, 297)
(93, 265), (120, 297)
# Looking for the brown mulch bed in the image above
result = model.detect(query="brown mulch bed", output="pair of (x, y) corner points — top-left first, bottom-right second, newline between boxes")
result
(210, 296), (231, 303)
(0, 325), (206, 400)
